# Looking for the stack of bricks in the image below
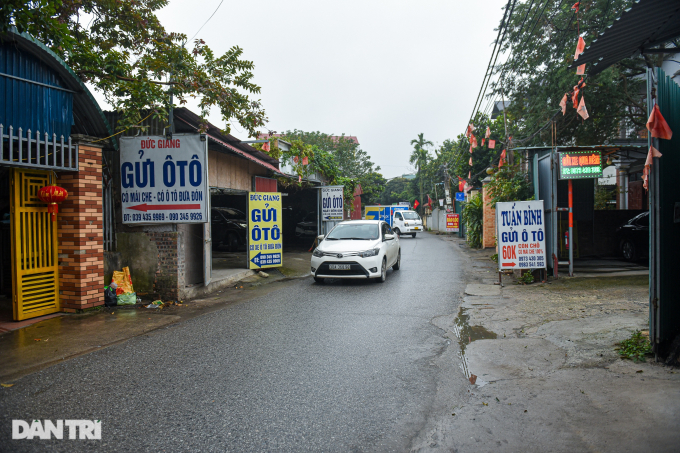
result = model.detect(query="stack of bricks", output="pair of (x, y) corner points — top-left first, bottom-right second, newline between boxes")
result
(57, 142), (104, 312)
(482, 184), (496, 249)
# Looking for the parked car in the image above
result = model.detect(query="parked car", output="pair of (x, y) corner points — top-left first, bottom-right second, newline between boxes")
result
(310, 220), (400, 283)
(295, 211), (318, 237)
(615, 211), (648, 261)
(211, 207), (247, 251)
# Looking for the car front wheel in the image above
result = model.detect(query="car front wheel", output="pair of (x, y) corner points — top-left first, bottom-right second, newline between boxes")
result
(621, 239), (636, 261)
(376, 258), (387, 283)
(392, 250), (401, 270)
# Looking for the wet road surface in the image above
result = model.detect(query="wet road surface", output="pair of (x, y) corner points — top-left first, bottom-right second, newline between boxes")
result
(0, 232), (465, 452)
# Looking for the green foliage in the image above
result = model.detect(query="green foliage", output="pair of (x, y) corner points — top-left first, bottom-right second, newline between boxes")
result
(517, 271), (534, 285)
(594, 183), (617, 210)
(495, 0), (658, 146)
(461, 193), (484, 249)
(1, 0), (267, 136)
(380, 178), (416, 206)
(451, 113), (507, 187)
(359, 172), (387, 206)
(617, 330), (653, 362)
(491, 253), (498, 263)
(485, 163), (534, 206)
(410, 133), (433, 214)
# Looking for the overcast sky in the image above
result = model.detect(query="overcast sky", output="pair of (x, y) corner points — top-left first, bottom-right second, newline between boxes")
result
(93, 0), (508, 179)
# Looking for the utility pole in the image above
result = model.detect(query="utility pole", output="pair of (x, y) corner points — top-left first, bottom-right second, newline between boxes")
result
(501, 83), (511, 165)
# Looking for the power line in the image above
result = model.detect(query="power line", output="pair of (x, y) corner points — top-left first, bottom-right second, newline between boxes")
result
(190, 0), (225, 42)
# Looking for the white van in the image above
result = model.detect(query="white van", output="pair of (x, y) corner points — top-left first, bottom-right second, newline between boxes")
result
(392, 210), (423, 237)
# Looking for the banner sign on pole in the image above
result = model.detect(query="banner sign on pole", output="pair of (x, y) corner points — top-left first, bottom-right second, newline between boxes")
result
(446, 213), (460, 232)
(120, 135), (208, 224)
(496, 200), (546, 270)
(248, 192), (282, 269)
(321, 186), (344, 220)
(558, 151), (602, 179)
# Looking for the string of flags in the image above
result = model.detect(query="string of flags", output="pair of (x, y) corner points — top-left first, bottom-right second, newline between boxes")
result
(559, 2), (589, 121)
(642, 104), (673, 191)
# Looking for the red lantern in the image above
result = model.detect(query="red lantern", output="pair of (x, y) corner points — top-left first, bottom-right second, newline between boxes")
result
(37, 185), (68, 221)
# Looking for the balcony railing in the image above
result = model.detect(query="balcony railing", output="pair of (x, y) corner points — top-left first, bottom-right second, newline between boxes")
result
(0, 124), (78, 171)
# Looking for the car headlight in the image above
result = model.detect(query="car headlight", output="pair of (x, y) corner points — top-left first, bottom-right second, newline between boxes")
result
(405, 222), (409, 226)
(313, 249), (324, 258)
(359, 248), (380, 258)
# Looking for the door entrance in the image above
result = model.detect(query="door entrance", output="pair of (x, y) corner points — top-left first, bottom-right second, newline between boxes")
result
(10, 169), (60, 321)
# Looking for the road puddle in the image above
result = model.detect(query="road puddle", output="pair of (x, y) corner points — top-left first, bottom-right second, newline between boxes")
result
(451, 307), (497, 384)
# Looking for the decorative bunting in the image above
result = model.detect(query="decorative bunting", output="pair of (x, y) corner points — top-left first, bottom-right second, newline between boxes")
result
(482, 138), (486, 147)
(470, 134), (478, 148)
(576, 64), (585, 75)
(488, 139), (496, 149)
(559, 93), (568, 115)
(469, 157), (473, 166)
(293, 156), (299, 164)
(642, 145), (662, 191)
(577, 96), (589, 120)
(573, 85), (580, 109)
(302, 156), (309, 165)
(498, 149), (507, 168)
(466, 124), (476, 138)
(646, 104), (673, 140)
(574, 36), (585, 62)
(298, 175), (302, 183)
(262, 141), (270, 152)
(469, 145), (473, 154)
(485, 126), (491, 139)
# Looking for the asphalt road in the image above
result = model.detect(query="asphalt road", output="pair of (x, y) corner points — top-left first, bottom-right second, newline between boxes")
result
(0, 232), (465, 452)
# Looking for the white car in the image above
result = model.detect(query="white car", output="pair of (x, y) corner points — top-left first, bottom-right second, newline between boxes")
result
(310, 220), (401, 283)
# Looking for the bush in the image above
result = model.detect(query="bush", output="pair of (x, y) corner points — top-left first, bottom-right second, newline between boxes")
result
(461, 193), (484, 248)
(617, 330), (653, 362)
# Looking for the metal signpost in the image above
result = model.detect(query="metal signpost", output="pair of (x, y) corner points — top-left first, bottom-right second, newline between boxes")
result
(496, 200), (547, 285)
(247, 192), (283, 270)
(120, 135), (209, 224)
(558, 150), (602, 276)
(321, 186), (344, 221)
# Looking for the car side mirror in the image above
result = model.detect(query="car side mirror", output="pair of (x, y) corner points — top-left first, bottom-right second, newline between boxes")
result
(384, 234), (394, 241)
(317, 234), (325, 242)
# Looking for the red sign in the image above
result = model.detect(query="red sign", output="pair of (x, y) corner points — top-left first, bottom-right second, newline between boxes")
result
(446, 214), (459, 232)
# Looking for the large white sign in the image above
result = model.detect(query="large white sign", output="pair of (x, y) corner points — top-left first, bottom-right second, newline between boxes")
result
(120, 135), (208, 224)
(496, 200), (546, 270)
(321, 186), (344, 221)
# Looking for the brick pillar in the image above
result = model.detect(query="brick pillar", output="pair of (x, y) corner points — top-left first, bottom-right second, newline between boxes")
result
(57, 142), (104, 312)
(482, 184), (496, 249)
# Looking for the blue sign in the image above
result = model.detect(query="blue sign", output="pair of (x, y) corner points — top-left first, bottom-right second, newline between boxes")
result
(250, 252), (282, 268)
(455, 192), (465, 202)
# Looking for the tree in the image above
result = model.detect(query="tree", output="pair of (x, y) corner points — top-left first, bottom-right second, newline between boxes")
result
(490, 0), (662, 147)
(359, 172), (387, 207)
(380, 178), (416, 206)
(409, 133), (433, 213)
(2, 0), (267, 135)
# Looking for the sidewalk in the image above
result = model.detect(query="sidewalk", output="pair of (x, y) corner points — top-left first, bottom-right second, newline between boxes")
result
(0, 252), (312, 382)
(415, 235), (680, 452)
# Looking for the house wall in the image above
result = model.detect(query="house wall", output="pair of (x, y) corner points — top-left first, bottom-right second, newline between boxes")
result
(57, 142), (104, 312)
(209, 150), (268, 190)
(482, 185), (496, 248)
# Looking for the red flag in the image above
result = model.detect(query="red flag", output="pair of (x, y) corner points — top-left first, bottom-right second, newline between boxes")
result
(293, 156), (299, 163)
(413, 199), (420, 210)
(577, 96), (589, 120)
(643, 145), (662, 191)
(427, 195), (433, 209)
(471, 134), (478, 148)
(571, 2), (580, 12)
(488, 139), (496, 149)
(485, 126), (491, 139)
(458, 177), (465, 192)
(302, 156), (309, 165)
(482, 138), (485, 147)
(647, 104), (673, 140)
(573, 85), (580, 109)
(499, 149), (507, 168)
(262, 141), (270, 152)
(466, 124), (475, 138)
(559, 93), (568, 115)
(574, 36), (585, 61)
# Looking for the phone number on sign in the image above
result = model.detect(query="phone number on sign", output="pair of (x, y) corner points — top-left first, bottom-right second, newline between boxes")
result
(123, 212), (203, 222)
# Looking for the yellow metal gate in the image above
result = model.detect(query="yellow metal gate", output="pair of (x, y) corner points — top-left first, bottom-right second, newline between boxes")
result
(10, 169), (60, 320)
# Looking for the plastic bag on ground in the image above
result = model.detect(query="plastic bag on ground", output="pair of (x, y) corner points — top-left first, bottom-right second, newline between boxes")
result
(111, 267), (134, 294)
(116, 292), (137, 305)
(104, 287), (117, 307)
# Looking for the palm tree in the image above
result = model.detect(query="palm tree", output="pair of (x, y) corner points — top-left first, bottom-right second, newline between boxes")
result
(409, 133), (433, 213)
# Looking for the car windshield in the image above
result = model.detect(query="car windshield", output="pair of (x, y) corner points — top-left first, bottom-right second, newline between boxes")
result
(402, 211), (419, 220)
(325, 223), (379, 240)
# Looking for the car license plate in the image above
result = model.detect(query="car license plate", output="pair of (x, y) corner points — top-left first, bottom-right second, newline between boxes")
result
(329, 264), (351, 270)
(414, 227), (420, 230)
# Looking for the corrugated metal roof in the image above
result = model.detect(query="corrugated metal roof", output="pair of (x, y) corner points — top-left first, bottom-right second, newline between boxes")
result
(0, 29), (114, 145)
(574, 0), (680, 75)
